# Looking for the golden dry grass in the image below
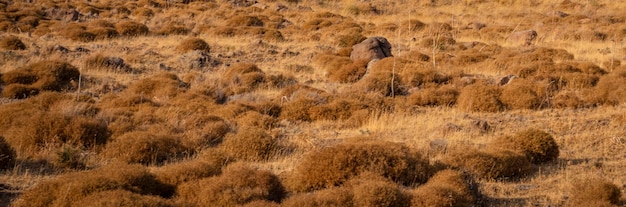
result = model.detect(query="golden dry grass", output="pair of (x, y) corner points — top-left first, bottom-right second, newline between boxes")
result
(1, 0), (626, 206)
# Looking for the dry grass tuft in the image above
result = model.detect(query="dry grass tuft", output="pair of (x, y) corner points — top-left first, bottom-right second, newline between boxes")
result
(103, 131), (189, 165)
(83, 54), (130, 73)
(407, 85), (459, 107)
(354, 71), (404, 96)
(0, 35), (26, 50)
(70, 190), (174, 207)
(443, 148), (533, 180)
(456, 83), (504, 112)
(493, 128), (560, 164)
(220, 126), (278, 161)
(175, 163), (285, 207)
(327, 59), (369, 83)
(154, 155), (225, 186)
(1, 60), (80, 98)
(175, 37), (210, 53)
(500, 78), (541, 110)
(116, 20), (150, 36)
(125, 72), (189, 99)
(181, 114), (230, 149)
(348, 173), (411, 207)
(0, 136), (16, 170)
(410, 169), (479, 207)
(221, 62), (266, 94)
(236, 110), (278, 129)
(281, 187), (354, 207)
(287, 140), (430, 192)
(13, 162), (174, 207)
(566, 177), (622, 206)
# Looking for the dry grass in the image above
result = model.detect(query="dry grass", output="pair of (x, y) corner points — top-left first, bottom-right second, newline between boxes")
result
(0, 136), (16, 170)
(410, 169), (479, 207)
(456, 83), (504, 112)
(1, 60), (80, 98)
(493, 128), (560, 164)
(567, 176), (622, 206)
(0, 35), (26, 50)
(220, 126), (279, 161)
(103, 131), (189, 165)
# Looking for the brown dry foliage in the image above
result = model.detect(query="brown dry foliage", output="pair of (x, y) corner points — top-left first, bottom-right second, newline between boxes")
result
(125, 72), (189, 99)
(70, 190), (174, 207)
(175, 37), (210, 53)
(282, 187), (354, 207)
(60, 24), (96, 42)
(0, 136), (16, 170)
(500, 78), (542, 110)
(456, 83), (504, 112)
(175, 163), (285, 207)
(551, 90), (586, 109)
(348, 173), (411, 207)
(220, 126), (278, 161)
(83, 54), (129, 73)
(154, 150), (228, 186)
(0, 35), (26, 50)
(221, 62), (266, 94)
(287, 140), (430, 192)
(327, 59), (369, 83)
(116, 20), (149, 36)
(586, 74), (626, 106)
(566, 177), (622, 206)
(181, 114), (230, 148)
(410, 169), (478, 207)
(354, 71), (404, 96)
(1, 60), (80, 98)
(309, 98), (366, 121)
(87, 26), (119, 40)
(227, 15), (264, 27)
(407, 85), (459, 107)
(493, 128), (559, 164)
(236, 110), (278, 129)
(13, 162), (174, 207)
(103, 131), (189, 165)
(443, 148), (533, 180)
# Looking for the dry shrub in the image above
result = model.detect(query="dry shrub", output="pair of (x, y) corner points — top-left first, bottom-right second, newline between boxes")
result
(125, 72), (189, 99)
(348, 173), (411, 207)
(263, 29), (285, 42)
(493, 128), (559, 164)
(337, 31), (366, 47)
(1, 60), (79, 98)
(181, 114), (230, 148)
(266, 73), (297, 89)
(500, 78), (541, 110)
(220, 126), (278, 161)
(241, 200), (280, 207)
(280, 97), (318, 122)
(369, 57), (448, 87)
(312, 54), (352, 78)
(60, 24), (96, 42)
(420, 36), (456, 50)
(309, 99), (365, 121)
(567, 177), (622, 206)
(154, 23), (189, 35)
(227, 15), (264, 27)
(103, 131), (189, 165)
(586, 75), (626, 106)
(175, 163), (285, 207)
(282, 187), (354, 207)
(116, 20), (149, 36)
(83, 54), (129, 73)
(0, 136), (16, 170)
(327, 59), (368, 83)
(443, 148), (533, 180)
(552, 90), (585, 109)
(154, 156), (224, 186)
(87, 26), (119, 40)
(1, 83), (39, 99)
(13, 163), (174, 207)
(410, 170), (478, 207)
(175, 37), (210, 53)
(354, 71), (404, 96)
(287, 140), (430, 192)
(456, 83), (504, 112)
(0, 35), (26, 50)
(407, 85), (459, 107)
(70, 190), (174, 207)
(236, 110), (278, 129)
(221, 62), (266, 94)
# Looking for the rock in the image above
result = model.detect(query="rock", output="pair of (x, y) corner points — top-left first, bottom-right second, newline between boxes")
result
(350, 36), (393, 62)
(508, 30), (537, 46)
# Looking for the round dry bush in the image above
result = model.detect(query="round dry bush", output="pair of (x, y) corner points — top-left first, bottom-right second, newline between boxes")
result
(348, 173), (411, 207)
(567, 177), (622, 206)
(61, 27), (96, 42)
(87, 26), (119, 40)
(500, 79), (541, 110)
(407, 85), (459, 107)
(410, 170), (478, 207)
(220, 126), (278, 161)
(309, 98), (366, 121)
(236, 110), (278, 129)
(266, 73), (298, 89)
(0, 35), (26, 50)
(176, 37), (210, 53)
(328, 59), (368, 83)
(182, 114), (230, 148)
(83, 54), (129, 73)
(354, 71), (404, 96)
(279, 97), (318, 122)
(456, 83), (504, 112)
(287, 140), (430, 192)
(241, 200), (281, 207)
(263, 29), (284, 42)
(154, 158), (223, 186)
(1, 60), (80, 95)
(71, 190), (174, 207)
(154, 23), (190, 35)
(0, 136), (16, 170)
(493, 128), (559, 164)
(227, 15), (264, 27)
(1, 83), (39, 99)
(221, 62), (266, 95)
(282, 187), (354, 207)
(551, 90), (585, 109)
(175, 163), (285, 207)
(587, 75), (626, 106)
(103, 131), (189, 165)
(116, 20), (149, 36)
(13, 162), (174, 207)
(443, 148), (533, 180)
(125, 72), (189, 99)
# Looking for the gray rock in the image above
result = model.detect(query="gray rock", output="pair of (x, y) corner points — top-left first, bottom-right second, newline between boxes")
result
(350, 36), (393, 62)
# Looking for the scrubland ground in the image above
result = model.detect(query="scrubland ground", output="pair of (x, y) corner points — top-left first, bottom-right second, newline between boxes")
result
(0, 0), (625, 206)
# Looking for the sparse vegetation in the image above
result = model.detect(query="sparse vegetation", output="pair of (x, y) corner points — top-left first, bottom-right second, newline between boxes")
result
(1, 1), (626, 206)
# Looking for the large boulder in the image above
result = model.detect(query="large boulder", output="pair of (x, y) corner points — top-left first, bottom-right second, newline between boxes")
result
(350, 36), (393, 62)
